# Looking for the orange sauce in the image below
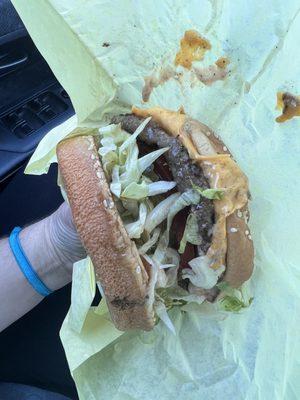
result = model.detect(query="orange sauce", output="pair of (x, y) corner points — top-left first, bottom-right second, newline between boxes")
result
(175, 30), (211, 69)
(215, 57), (230, 69)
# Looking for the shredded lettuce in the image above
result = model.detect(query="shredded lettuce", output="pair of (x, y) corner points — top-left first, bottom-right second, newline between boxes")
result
(144, 193), (181, 233)
(110, 165), (121, 197)
(137, 147), (169, 174)
(138, 228), (161, 255)
(148, 181), (176, 196)
(153, 230), (169, 264)
(121, 180), (176, 200)
(179, 213), (202, 254)
(154, 301), (176, 335)
(219, 296), (253, 312)
(121, 181), (149, 199)
(119, 142), (140, 187)
(158, 287), (205, 306)
(182, 256), (225, 289)
(192, 184), (225, 200)
(217, 282), (253, 312)
(121, 198), (139, 218)
(167, 190), (200, 233)
(98, 137), (117, 156)
(99, 123), (130, 144)
(101, 150), (119, 176)
(125, 202), (148, 239)
(119, 117), (151, 156)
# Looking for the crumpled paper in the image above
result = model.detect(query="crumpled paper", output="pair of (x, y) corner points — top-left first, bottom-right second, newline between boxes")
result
(12, 0), (300, 399)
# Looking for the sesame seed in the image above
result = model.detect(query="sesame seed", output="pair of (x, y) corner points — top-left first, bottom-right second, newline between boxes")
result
(96, 171), (101, 179)
(91, 154), (96, 160)
(248, 235), (252, 240)
(108, 200), (114, 209)
(87, 138), (94, 150)
(103, 199), (108, 208)
(237, 210), (242, 218)
(230, 227), (238, 233)
(223, 146), (228, 151)
(245, 230), (249, 235)
(136, 265), (141, 274)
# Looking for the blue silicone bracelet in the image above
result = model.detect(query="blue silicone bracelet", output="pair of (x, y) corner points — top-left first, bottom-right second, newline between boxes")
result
(9, 227), (53, 297)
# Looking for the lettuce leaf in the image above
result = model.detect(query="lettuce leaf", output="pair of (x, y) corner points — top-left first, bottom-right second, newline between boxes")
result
(121, 181), (149, 199)
(219, 296), (253, 312)
(144, 193), (181, 233)
(137, 147), (169, 174)
(192, 184), (224, 200)
(182, 256), (225, 289)
(138, 228), (161, 255)
(125, 202), (148, 239)
(119, 117), (151, 155)
(154, 301), (176, 335)
(178, 213), (202, 254)
(110, 165), (121, 197)
(121, 180), (176, 200)
(148, 181), (176, 196)
(217, 282), (253, 312)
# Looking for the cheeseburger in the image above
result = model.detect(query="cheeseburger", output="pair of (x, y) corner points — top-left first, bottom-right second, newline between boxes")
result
(57, 107), (254, 331)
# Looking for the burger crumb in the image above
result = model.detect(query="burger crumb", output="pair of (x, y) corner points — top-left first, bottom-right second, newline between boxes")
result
(248, 235), (252, 240)
(91, 154), (96, 160)
(237, 210), (243, 218)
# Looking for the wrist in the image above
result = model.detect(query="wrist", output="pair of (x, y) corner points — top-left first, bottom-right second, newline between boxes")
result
(19, 218), (72, 292)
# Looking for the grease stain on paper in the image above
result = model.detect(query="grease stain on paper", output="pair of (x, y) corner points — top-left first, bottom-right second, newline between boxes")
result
(142, 30), (230, 102)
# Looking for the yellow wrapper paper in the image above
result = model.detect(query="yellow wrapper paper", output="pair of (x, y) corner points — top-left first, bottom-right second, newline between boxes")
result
(12, 0), (300, 399)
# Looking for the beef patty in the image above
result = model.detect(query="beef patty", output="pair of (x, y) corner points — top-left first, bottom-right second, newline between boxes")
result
(112, 114), (215, 254)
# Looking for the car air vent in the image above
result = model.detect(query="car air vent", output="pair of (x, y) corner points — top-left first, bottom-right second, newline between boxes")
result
(0, 49), (29, 78)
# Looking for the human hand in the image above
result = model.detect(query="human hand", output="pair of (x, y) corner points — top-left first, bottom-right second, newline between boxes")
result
(46, 202), (86, 276)
(0, 202), (87, 331)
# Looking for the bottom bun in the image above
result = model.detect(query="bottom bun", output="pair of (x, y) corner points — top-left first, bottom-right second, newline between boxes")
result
(57, 135), (155, 331)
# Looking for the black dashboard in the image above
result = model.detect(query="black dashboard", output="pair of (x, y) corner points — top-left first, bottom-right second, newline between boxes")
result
(0, 3), (78, 398)
(0, 1), (74, 182)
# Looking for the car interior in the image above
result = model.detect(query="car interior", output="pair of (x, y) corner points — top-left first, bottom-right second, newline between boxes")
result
(0, 1), (79, 398)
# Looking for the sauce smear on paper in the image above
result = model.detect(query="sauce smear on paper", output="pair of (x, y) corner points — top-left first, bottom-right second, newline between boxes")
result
(175, 30), (211, 69)
(215, 57), (230, 69)
(276, 92), (300, 123)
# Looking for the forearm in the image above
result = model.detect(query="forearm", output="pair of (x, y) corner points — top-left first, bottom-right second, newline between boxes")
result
(0, 203), (85, 332)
